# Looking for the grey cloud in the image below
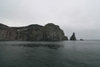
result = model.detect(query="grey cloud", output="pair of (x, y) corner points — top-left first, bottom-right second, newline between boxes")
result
(0, 0), (100, 39)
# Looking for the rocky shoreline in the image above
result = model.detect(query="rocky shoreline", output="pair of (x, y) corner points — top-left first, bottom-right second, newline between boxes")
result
(0, 23), (77, 41)
(0, 23), (70, 41)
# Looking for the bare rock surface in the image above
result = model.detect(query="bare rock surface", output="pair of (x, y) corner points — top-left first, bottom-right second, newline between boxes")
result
(0, 23), (68, 41)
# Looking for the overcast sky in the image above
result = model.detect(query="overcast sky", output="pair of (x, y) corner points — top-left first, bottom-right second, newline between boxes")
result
(0, 0), (100, 39)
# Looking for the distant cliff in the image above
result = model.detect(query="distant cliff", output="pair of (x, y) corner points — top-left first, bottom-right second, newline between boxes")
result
(0, 23), (68, 41)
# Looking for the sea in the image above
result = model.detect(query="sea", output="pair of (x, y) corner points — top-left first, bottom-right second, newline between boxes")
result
(0, 41), (100, 67)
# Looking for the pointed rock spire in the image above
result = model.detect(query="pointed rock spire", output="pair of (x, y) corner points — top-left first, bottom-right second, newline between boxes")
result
(70, 32), (76, 40)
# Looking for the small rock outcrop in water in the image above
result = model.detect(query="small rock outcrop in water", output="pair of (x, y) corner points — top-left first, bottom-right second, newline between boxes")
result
(80, 39), (84, 41)
(0, 23), (68, 41)
(70, 32), (76, 40)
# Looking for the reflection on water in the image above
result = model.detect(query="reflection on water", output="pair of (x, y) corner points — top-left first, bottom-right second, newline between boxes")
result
(0, 41), (64, 49)
(0, 41), (100, 67)
(22, 44), (63, 49)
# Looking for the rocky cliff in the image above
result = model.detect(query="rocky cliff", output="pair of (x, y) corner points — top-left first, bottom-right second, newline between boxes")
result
(70, 32), (76, 40)
(0, 23), (68, 41)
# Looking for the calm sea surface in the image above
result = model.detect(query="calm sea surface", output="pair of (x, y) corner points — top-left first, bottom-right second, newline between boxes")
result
(0, 41), (100, 67)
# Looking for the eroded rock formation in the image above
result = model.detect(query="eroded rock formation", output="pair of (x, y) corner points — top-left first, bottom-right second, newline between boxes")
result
(0, 23), (68, 41)
(70, 32), (76, 40)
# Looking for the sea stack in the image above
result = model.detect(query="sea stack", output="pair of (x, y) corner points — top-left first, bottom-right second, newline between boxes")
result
(0, 23), (68, 41)
(70, 32), (76, 40)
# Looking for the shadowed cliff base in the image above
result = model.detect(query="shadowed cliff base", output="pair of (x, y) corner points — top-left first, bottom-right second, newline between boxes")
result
(0, 23), (68, 41)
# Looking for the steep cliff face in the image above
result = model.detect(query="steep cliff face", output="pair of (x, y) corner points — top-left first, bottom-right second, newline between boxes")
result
(25, 24), (43, 41)
(42, 23), (67, 41)
(0, 23), (68, 41)
(0, 24), (17, 40)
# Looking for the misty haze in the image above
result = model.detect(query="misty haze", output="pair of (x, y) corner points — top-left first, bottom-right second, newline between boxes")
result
(0, 0), (100, 67)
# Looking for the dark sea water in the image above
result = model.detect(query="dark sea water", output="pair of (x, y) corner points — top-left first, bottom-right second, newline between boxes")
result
(0, 41), (100, 67)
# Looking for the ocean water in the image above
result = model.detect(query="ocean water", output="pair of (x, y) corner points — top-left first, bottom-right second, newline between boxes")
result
(0, 41), (100, 67)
